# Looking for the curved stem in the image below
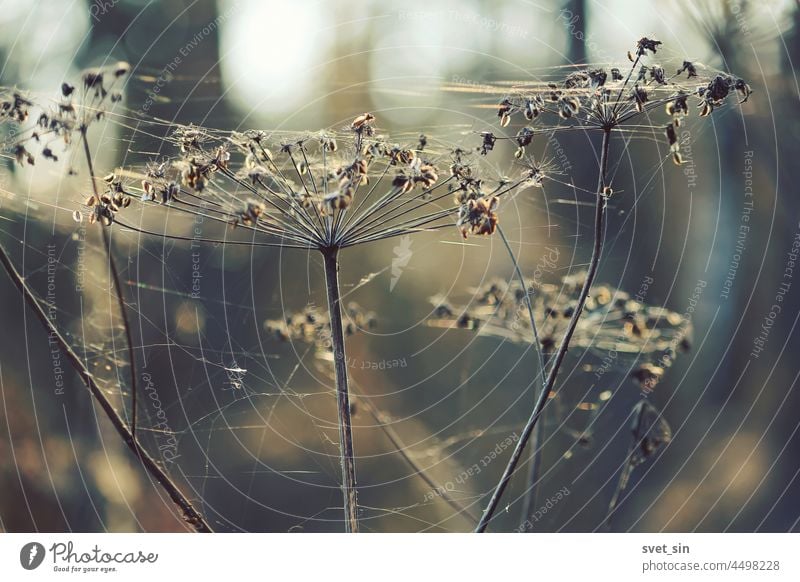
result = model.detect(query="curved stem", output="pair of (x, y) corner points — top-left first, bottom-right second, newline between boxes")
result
(495, 225), (548, 526)
(80, 129), (139, 447)
(322, 248), (359, 532)
(496, 225), (546, 391)
(475, 127), (612, 533)
(0, 244), (212, 532)
(519, 353), (550, 529)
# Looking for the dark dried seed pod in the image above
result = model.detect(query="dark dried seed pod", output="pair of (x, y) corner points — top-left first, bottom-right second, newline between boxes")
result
(665, 124), (678, 151)
(524, 99), (539, 120)
(515, 127), (534, 148)
(650, 65), (665, 84)
(677, 60), (697, 78)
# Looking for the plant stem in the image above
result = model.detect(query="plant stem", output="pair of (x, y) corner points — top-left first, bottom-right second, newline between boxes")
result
(80, 129), (139, 447)
(322, 247), (359, 532)
(0, 243), (212, 532)
(495, 224), (547, 527)
(520, 352), (550, 529)
(496, 225), (546, 392)
(475, 127), (612, 533)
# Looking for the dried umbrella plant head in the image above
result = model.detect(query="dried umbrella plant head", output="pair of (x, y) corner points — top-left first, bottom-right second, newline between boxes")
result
(263, 302), (377, 360)
(456, 37), (752, 532)
(3, 61), (129, 177)
(460, 37), (752, 166)
(428, 272), (692, 390)
(90, 115), (534, 250)
(65, 112), (538, 533)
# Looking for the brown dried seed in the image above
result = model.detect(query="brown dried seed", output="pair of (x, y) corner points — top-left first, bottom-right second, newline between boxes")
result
(351, 113), (375, 129)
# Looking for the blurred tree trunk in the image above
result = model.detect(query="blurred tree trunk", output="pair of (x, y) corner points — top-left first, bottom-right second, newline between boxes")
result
(564, 0), (587, 64)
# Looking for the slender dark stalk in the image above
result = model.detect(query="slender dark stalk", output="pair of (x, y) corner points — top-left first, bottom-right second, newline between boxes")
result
(475, 127), (612, 533)
(604, 433), (639, 530)
(0, 243), (212, 532)
(321, 247), (359, 532)
(520, 352), (550, 529)
(80, 128), (139, 446)
(495, 225), (548, 527)
(496, 225), (546, 390)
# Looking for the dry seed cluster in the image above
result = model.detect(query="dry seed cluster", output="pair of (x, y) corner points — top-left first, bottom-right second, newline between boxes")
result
(428, 273), (691, 390)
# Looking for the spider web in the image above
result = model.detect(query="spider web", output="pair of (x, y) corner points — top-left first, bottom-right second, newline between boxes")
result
(0, 57), (718, 533)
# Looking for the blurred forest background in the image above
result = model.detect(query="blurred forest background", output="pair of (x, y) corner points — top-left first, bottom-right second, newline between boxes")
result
(0, 0), (799, 532)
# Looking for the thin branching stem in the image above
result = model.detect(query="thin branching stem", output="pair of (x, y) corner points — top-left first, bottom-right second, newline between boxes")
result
(338, 162), (392, 235)
(80, 128), (140, 447)
(475, 127), (612, 532)
(113, 217), (315, 249)
(497, 225), (546, 388)
(341, 177), (455, 245)
(496, 224), (547, 527)
(519, 367), (547, 529)
(296, 144), (328, 229)
(216, 167), (322, 243)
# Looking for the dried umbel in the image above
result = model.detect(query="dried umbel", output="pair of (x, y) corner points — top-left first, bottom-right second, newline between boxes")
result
(6, 62), (129, 175)
(5, 62), (132, 224)
(453, 37), (751, 165)
(447, 36), (752, 533)
(88, 114), (529, 252)
(264, 303), (376, 358)
(56, 108), (531, 534)
(428, 273), (691, 378)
